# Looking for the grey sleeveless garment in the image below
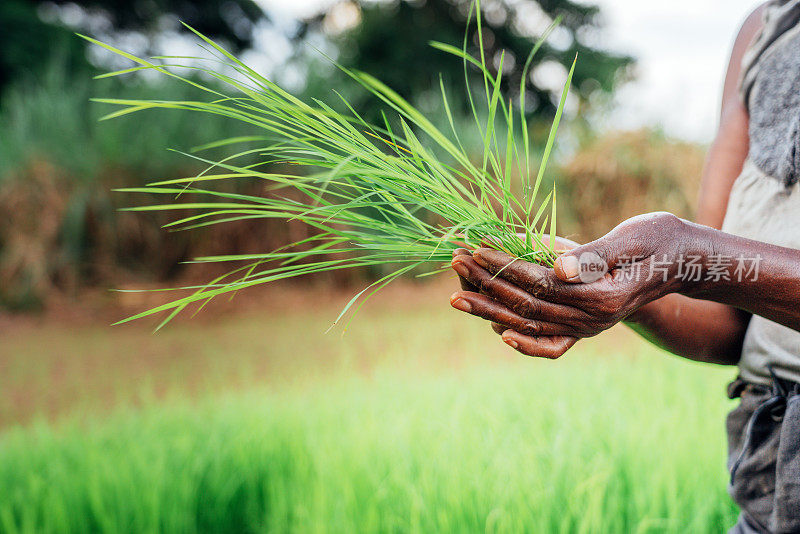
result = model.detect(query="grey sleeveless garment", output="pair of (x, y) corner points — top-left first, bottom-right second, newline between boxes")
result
(722, 0), (800, 385)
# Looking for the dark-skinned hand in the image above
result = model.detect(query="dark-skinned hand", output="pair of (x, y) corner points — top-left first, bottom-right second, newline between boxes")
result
(449, 213), (688, 358)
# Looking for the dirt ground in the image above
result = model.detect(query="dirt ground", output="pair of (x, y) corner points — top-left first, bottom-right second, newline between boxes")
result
(0, 276), (644, 429)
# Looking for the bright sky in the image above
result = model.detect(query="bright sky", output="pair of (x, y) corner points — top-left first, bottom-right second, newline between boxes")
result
(256, 0), (762, 143)
(596, 0), (760, 143)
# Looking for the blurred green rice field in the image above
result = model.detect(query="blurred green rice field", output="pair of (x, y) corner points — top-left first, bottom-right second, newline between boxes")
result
(0, 281), (739, 533)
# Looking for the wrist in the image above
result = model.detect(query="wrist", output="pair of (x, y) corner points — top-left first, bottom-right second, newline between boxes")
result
(646, 215), (698, 298)
(673, 221), (719, 296)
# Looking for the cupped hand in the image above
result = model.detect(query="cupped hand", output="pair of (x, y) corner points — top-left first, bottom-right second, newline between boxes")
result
(452, 234), (579, 290)
(449, 213), (689, 358)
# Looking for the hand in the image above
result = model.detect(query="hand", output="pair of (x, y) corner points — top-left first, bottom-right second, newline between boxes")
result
(451, 235), (580, 358)
(449, 213), (690, 358)
(452, 234), (579, 291)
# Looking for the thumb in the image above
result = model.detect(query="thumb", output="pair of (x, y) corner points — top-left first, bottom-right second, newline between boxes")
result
(553, 239), (618, 284)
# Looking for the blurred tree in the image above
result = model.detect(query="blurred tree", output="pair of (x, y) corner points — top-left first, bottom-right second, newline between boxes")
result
(300, 0), (634, 122)
(0, 0), (268, 95)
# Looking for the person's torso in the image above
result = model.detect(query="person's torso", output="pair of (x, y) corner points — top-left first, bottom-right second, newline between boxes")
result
(722, 8), (800, 385)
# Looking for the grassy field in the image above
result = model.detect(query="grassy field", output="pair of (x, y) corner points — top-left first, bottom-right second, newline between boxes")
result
(0, 281), (740, 533)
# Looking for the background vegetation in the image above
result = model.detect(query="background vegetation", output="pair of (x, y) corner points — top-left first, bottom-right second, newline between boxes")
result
(0, 0), (651, 310)
(2, 283), (737, 533)
(0, 1), (724, 532)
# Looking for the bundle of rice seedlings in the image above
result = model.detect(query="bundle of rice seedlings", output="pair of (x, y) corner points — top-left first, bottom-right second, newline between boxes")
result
(80, 0), (575, 329)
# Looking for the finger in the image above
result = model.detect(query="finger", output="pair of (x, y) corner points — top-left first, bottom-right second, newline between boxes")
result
(551, 237), (622, 284)
(491, 322), (505, 335)
(458, 275), (478, 291)
(472, 248), (580, 304)
(553, 248), (614, 284)
(451, 254), (588, 321)
(500, 330), (578, 359)
(451, 249), (479, 291)
(550, 235), (580, 253)
(449, 291), (574, 336)
(553, 254), (583, 283)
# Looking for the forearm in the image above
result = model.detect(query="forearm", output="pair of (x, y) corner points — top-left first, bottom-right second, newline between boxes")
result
(681, 221), (800, 331)
(621, 213), (800, 363)
(626, 218), (800, 364)
(625, 294), (749, 365)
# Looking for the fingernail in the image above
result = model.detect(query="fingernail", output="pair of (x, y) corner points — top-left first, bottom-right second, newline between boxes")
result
(449, 294), (472, 313)
(558, 255), (580, 280)
(451, 260), (469, 278)
(504, 337), (519, 349)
